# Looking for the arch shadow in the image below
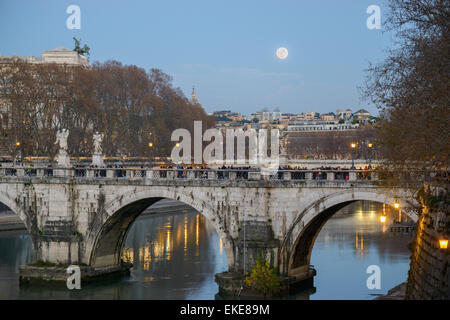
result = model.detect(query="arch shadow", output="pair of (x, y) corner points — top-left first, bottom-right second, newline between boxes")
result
(0, 193), (30, 231)
(0, 192), (36, 242)
(0, 194), (37, 262)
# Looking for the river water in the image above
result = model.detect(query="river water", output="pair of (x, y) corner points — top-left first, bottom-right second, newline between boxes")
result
(0, 201), (413, 300)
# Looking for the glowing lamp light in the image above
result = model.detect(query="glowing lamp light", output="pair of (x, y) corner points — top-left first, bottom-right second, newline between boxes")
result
(380, 215), (387, 223)
(368, 143), (373, 148)
(175, 143), (180, 147)
(16, 142), (20, 147)
(350, 143), (357, 149)
(439, 239), (448, 249)
(148, 142), (153, 147)
(393, 202), (400, 209)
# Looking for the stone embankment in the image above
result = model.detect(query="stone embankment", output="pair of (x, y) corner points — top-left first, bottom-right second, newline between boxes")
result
(405, 205), (449, 299)
(375, 282), (406, 300)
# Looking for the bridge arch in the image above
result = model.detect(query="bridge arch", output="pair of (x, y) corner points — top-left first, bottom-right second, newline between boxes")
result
(281, 189), (419, 275)
(0, 190), (37, 256)
(0, 190), (35, 234)
(85, 187), (234, 270)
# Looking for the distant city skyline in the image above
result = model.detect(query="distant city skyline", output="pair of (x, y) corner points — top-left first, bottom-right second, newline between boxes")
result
(0, 0), (392, 116)
(207, 106), (369, 118)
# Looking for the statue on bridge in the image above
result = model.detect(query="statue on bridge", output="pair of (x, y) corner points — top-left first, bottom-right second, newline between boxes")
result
(55, 129), (69, 154)
(93, 132), (104, 154)
(92, 131), (104, 167)
(279, 130), (289, 167)
(55, 129), (70, 167)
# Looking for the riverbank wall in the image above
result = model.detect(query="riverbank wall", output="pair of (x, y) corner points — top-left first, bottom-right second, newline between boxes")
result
(405, 188), (449, 299)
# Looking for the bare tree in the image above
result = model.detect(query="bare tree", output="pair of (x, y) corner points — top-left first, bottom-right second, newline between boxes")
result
(0, 60), (215, 160)
(363, 0), (449, 192)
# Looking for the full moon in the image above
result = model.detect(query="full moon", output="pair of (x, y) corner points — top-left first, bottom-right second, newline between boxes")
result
(276, 47), (289, 60)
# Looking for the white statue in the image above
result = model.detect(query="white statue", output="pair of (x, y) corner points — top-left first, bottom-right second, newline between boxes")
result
(279, 130), (289, 166)
(280, 131), (288, 155)
(55, 129), (70, 167)
(93, 132), (104, 154)
(92, 131), (105, 166)
(55, 129), (69, 154)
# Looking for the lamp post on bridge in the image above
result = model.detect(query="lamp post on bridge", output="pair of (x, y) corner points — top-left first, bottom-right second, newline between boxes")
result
(148, 131), (154, 169)
(148, 142), (154, 168)
(367, 142), (373, 169)
(350, 142), (357, 170)
(393, 201), (401, 223)
(15, 141), (21, 165)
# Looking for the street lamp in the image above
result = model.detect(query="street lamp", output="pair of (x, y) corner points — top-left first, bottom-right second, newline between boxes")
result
(439, 238), (448, 249)
(15, 141), (21, 165)
(350, 143), (357, 169)
(379, 215), (387, 223)
(368, 143), (373, 169)
(148, 142), (153, 168)
(393, 202), (401, 223)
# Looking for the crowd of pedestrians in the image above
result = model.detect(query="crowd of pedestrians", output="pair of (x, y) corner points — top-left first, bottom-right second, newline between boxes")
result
(0, 160), (377, 181)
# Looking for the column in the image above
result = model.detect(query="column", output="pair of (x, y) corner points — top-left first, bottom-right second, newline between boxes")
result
(327, 171), (335, 181)
(283, 171), (291, 181)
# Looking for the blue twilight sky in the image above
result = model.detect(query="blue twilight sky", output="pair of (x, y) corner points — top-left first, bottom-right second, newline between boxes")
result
(0, 0), (393, 116)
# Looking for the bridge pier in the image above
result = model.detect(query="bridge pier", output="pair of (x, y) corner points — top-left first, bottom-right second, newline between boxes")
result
(215, 220), (316, 297)
(233, 221), (279, 272)
(19, 216), (135, 286)
(38, 219), (80, 264)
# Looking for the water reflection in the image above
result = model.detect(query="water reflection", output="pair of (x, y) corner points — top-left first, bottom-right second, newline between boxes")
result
(0, 200), (412, 300)
(304, 201), (413, 300)
(117, 207), (228, 299)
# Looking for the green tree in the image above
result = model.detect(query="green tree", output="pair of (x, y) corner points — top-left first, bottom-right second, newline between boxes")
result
(245, 257), (282, 297)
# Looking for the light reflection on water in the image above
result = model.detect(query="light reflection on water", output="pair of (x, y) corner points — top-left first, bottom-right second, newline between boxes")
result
(0, 200), (412, 300)
(120, 209), (228, 299)
(306, 201), (413, 300)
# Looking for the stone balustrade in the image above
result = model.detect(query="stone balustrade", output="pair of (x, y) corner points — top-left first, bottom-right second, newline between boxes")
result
(0, 165), (381, 182)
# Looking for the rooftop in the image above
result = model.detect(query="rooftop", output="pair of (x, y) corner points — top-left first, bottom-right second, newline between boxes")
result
(43, 46), (73, 53)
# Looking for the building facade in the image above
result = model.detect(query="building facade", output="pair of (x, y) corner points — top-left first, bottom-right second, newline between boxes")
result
(287, 121), (359, 132)
(0, 46), (89, 67)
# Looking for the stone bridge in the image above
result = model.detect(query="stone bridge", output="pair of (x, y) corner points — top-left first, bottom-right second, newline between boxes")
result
(0, 165), (418, 287)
